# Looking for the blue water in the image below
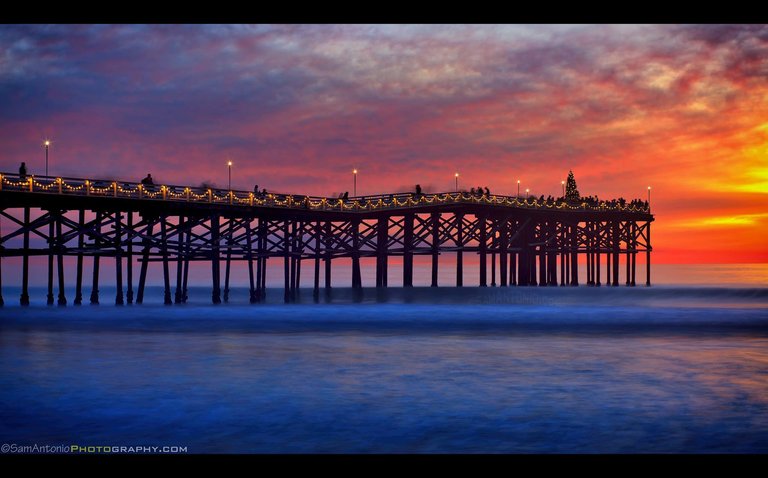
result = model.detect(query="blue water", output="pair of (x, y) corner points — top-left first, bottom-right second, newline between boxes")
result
(1, 286), (768, 453)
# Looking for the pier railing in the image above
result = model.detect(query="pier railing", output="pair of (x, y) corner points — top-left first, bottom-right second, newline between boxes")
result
(0, 172), (650, 213)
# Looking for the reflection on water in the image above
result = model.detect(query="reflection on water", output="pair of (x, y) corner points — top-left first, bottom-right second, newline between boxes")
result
(1, 295), (768, 453)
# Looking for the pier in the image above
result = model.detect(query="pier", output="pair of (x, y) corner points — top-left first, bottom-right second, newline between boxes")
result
(0, 173), (653, 305)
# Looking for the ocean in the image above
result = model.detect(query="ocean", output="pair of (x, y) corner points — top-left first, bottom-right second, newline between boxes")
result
(1, 264), (767, 453)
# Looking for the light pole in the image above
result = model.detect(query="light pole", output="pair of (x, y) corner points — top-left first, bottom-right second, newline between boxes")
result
(227, 160), (232, 190)
(353, 169), (357, 197)
(517, 179), (520, 197)
(526, 188), (529, 199)
(647, 186), (651, 207)
(44, 140), (50, 177)
(455, 172), (459, 192)
(561, 180), (565, 198)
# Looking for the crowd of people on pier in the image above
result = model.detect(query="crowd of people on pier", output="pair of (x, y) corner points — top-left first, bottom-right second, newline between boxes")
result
(11, 164), (648, 211)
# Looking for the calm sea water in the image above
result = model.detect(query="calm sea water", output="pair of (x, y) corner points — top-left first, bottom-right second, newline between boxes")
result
(1, 264), (767, 453)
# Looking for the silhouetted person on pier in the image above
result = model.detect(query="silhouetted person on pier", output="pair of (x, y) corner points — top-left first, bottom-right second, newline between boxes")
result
(253, 184), (259, 194)
(342, 191), (349, 200)
(484, 187), (490, 196)
(261, 188), (267, 198)
(476, 186), (483, 197)
(141, 174), (154, 185)
(18, 162), (27, 179)
(415, 184), (422, 196)
(470, 187), (476, 195)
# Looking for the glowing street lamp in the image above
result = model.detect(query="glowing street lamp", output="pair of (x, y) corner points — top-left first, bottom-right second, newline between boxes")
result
(455, 172), (459, 192)
(526, 188), (530, 199)
(561, 180), (565, 197)
(44, 140), (50, 177)
(353, 169), (358, 197)
(647, 186), (651, 206)
(517, 179), (520, 197)
(227, 160), (233, 190)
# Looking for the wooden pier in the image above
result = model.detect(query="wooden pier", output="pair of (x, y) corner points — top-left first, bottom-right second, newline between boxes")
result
(0, 173), (653, 305)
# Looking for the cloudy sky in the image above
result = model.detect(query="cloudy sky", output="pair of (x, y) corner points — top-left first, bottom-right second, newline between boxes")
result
(1, 24), (766, 263)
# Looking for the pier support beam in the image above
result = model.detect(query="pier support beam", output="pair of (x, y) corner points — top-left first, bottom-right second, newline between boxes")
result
(403, 213), (414, 287)
(625, 222), (631, 286)
(456, 213), (463, 287)
(313, 221), (321, 299)
(74, 210), (85, 305)
(479, 214), (487, 287)
(175, 216), (185, 304)
(324, 222), (332, 289)
(247, 218), (257, 303)
(499, 217), (508, 287)
(211, 215), (221, 304)
(376, 217), (388, 288)
(431, 213), (439, 287)
(136, 217), (153, 304)
(596, 224), (601, 287)
(46, 213), (54, 305)
(224, 219), (232, 303)
(182, 220), (191, 303)
(570, 223), (578, 286)
(126, 211), (134, 304)
(352, 219), (362, 289)
(114, 212), (123, 305)
(90, 212), (102, 304)
(56, 212), (66, 305)
(538, 225), (547, 287)
(631, 221), (637, 286)
(161, 216), (172, 305)
(510, 249), (516, 286)
(646, 222), (651, 287)
(612, 221), (620, 287)
(20, 208), (30, 306)
(283, 220), (290, 303)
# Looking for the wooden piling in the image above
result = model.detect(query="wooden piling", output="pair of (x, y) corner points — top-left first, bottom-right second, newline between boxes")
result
(479, 214), (487, 287)
(431, 213), (439, 287)
(114, 212), (123, 305)
(211, 214), (221, 304)
(136, 217), (153, 304)
(126, 211), (134, 304)
(47, 214), (54, 305)
(174, 215), (184, 304)
(161, 216), (172, 305)
(456, 213), (463, 287)
(403, 213), (414, 287)
(352, 219), (362, 289)
(90, 212), (102, 304)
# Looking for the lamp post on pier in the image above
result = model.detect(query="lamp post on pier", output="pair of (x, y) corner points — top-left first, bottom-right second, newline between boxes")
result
(44, 140), (50, 177)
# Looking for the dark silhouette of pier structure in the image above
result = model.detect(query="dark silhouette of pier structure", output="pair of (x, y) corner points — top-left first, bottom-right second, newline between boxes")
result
(0, 173), (653, 305)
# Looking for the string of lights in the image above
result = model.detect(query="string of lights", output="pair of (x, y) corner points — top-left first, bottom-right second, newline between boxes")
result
(0, 173), (651, 214)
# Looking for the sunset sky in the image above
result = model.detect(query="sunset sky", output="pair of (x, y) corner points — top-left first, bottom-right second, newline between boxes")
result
(1, 24), (766, 263)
